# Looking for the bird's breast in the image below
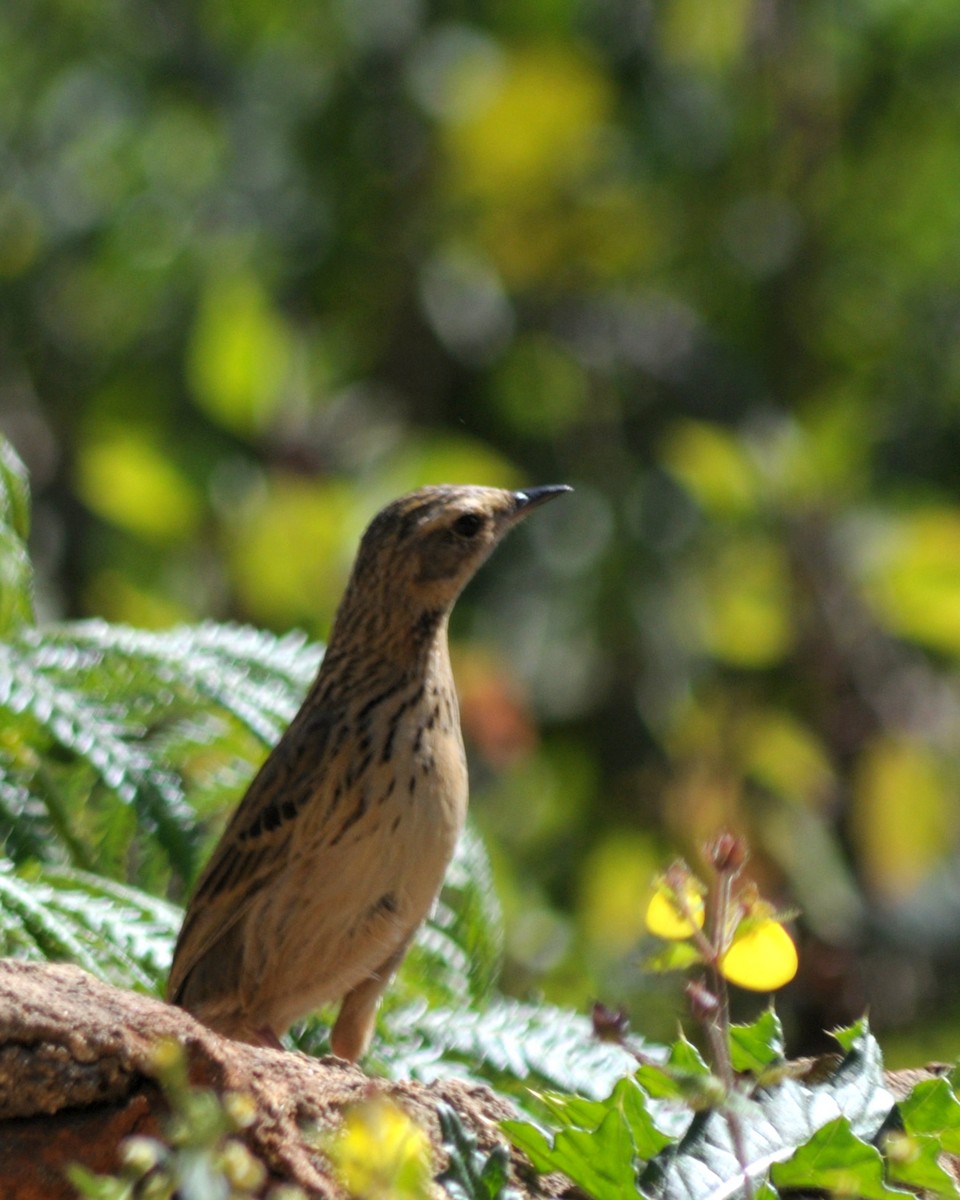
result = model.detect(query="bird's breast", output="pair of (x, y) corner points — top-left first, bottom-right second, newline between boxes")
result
(373, 678), (468, 881)
(291, 674), (468, 918)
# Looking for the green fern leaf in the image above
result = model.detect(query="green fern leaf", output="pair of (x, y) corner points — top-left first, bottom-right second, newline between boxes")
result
(0, 620), (326, 886)
(0, 435), (31, 543)
(380, 998), (639, 1099)
(0, 436), (33, 632)
(0, 862), (180, 991)
(0, 640), (197, 875)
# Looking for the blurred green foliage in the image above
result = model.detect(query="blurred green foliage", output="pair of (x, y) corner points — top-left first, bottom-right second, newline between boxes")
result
(5, 0), (960, 1061)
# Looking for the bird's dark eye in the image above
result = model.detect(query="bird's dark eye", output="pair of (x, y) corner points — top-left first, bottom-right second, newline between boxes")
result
(452, 512), (484, 539)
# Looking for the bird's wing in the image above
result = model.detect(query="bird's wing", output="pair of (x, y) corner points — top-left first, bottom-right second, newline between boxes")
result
(167, 708), (333, 1005)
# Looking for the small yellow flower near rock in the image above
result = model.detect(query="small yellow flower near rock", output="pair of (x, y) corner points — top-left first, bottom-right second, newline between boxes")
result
(719, 919), (798, 991)
(645, 876), (706, 940)
(325, 1096), (432, 1200)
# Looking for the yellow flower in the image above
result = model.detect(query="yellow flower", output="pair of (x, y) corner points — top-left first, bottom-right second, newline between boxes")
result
(645, 876), (706, 940)
(719, 919), (798, 991)
(325, 1097), (431, 1200)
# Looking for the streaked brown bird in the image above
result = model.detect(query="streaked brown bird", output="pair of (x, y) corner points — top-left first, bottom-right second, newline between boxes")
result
(167, 483), (570, 1060)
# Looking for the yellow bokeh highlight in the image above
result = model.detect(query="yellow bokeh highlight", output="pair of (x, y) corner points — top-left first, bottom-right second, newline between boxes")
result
(444, 45), (611, 201)
(580, 834), (661, 954)
(188, 271), (294, 436)
(662, 420), (759, 518)
(719, 920), (798, 992)
(76, 429), (202, 541)
(852, 736), (954, 899)
(740, 709), (834, 810)
(659, 0), (753, 72)
(440, 45), (658, 286)
(325, 1097), (431, 1200)
(696, 537), (793, 668)
(85, 569), (192, 628)
(645, 878), (706, 941)
(861, 508), (960, 655)
(226, 475), (357, 632)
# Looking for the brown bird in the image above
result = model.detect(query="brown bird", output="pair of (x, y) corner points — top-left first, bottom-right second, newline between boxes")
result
(167, 483), (570, 1060)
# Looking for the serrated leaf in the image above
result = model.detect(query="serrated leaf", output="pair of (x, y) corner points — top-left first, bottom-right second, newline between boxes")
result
(771, 1118), (910, 1199)
(0, 862), (180, 990)
(380, 998), (640, 1099)
(504, 1108), (640, 1200)
(831, 1015), (870, 1053)
(729, 1008), (785, 1073)
(636, 1035), (712, 1101)
(548, 1077), (676, 1159)
(640, 1027), (897, 1199)
(504, 1075), (682, 1200)
(669, 1036), (711, 1076)
(436, 1102), (520, 1200)
(898, 1076), (960, 1153)
(883, 1130), (958, 1197)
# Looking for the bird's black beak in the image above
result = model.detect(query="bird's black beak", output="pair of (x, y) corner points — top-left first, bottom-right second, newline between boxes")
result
(511, 485), (573, 519)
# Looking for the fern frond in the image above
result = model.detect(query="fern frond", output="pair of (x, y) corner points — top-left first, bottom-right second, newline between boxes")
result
(17, 621), (320, 744)
(380, 997), (638, 1100)
(0, 620), (324, 886)
(0, 639), (197, 874)
(0, 862), (180, 991)
(0, 436), (33, 633)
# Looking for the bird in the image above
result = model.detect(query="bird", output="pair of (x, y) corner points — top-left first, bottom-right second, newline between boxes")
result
(167, 482), (571, 1060)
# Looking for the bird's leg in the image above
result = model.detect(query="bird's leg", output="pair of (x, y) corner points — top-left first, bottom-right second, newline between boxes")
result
(252, 1024), (285, 1050)
(330, 941), (410, 1062)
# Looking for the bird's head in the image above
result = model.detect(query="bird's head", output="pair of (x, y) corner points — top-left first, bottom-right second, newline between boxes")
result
(333, 484), (571, 656)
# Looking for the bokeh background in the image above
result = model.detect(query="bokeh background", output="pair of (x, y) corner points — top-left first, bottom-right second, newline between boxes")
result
(5, 0), (960, 1063)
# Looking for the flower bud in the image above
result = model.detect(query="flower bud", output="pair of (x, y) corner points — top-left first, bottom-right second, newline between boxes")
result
(706, 831), (747, 874)
(591, 1001), (630, 1043)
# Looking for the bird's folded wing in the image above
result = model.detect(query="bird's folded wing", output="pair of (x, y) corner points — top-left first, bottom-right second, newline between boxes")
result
(167, 713), (333, 1004)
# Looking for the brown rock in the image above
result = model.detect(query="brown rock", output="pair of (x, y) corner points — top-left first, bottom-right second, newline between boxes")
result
(0, 959), (568, 1199)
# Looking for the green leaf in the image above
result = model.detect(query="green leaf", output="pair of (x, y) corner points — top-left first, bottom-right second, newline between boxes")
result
(883, 1130), (958, 1197)
(380, 997), (640, 1099)
(503, 1076), (680, 1200)
(436, 1102), (521, 1200)
(65, 1163), (134, 1200)
(644, 941), (704, 973)
(831, 1015), (871, 1054)
(0, 435), (33, 633)
(0, 620), (325, 886)
(729, 1008), (785, 1073)
(0, 434), (31, 543)
(0, 863), (180, 990)
(772, 1118), (910, 1199)
(898, 1076), (960, 1152)
(504, 1108), (638, 1200)
(640, 1025), (896, 1198)
(547, 1077), (676, 1160)
(635, 1034), (713, 1101)
(0, 527), (34, 633)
